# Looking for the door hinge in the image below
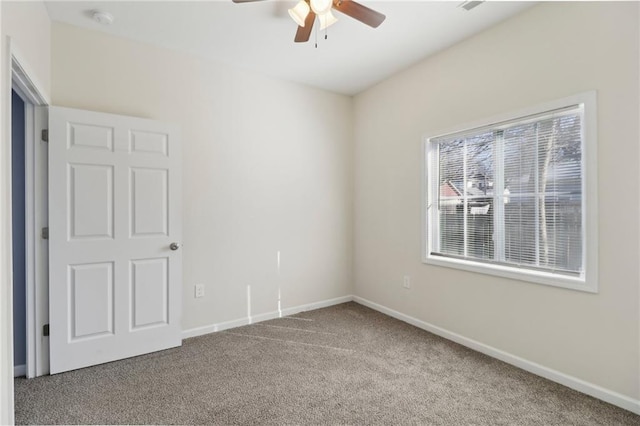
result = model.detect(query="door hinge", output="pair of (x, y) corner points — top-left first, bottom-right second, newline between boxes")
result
(41, 129), (49, 142)
(43, 324), (50, 337)
(41, 227), (49, 240)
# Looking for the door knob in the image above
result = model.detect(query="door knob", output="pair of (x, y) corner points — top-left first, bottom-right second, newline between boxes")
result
(170, 242), (181, 251)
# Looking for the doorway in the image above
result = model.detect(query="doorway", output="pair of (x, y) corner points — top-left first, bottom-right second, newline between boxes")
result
(9, 48), (51, 380)
(3, 41), (51, 424)
(11, 89), (26, 377)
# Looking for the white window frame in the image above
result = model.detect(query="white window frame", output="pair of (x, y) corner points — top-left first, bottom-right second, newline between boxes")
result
(423, 92), (598, 293)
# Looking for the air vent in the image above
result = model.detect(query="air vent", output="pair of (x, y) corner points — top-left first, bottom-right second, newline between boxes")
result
(460, 1), (484, 11)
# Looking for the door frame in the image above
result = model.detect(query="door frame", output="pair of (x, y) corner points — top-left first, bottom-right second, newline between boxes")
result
(6, 37), (50, 381)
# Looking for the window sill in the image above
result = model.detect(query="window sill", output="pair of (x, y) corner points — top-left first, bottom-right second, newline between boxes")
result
(423, 255), (597, 293)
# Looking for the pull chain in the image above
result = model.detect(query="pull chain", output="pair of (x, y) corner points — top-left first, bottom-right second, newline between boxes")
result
(313, 16), (329, 47)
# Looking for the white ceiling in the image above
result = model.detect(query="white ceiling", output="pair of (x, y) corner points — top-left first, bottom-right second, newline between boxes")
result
(45, 1), (535, 95)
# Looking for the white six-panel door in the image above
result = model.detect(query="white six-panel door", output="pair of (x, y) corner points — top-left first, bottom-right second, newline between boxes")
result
(48, 106), (182, 374)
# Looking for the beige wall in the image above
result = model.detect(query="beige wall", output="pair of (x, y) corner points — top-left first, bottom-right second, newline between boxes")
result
(353, 1), (639, 400)
(2, 1), (51, 95)
(51, 23), (353, 331)
(1, 1), (51, 423)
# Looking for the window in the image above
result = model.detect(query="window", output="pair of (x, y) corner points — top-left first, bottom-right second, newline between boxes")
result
(424, 93), (597, 292)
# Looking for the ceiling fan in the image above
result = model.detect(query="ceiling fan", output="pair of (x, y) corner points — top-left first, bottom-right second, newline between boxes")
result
(232, 0), (386, 43)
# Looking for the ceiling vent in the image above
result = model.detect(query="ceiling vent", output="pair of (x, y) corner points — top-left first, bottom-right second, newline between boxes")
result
(459, 1), (484, 11)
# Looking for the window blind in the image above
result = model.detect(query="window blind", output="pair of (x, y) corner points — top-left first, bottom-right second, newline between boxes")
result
(430, 106), (583, 276)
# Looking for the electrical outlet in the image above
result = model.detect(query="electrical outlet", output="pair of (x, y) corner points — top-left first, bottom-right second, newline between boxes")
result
(194, 284), (205, 298)
(403, 276), (411, 289)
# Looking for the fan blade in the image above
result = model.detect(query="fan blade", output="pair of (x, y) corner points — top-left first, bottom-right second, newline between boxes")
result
(294, 10), (316, 43)
(332, 0), (385, 28)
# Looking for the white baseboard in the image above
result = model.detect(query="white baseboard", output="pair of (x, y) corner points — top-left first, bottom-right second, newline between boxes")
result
(182, 295), (354, 339)
(279, 295), (354, 317)
(13, 364), (26, 378)
(353, 296), (640, 416)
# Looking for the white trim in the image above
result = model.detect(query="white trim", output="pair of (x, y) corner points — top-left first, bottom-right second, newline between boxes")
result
(11, 81), (36, 381)
(182, 295), (354, 339)
(425, 256), (596, 293)
(32, 106), (48, 378)
(279, 295), (354, 317)
(13, 364), (25, 378)
(352, 296), (640, 416)
(422, 91), (598, 293)
(22, 99), (36, 380)
(183, 318), (249, 339)
(9, 38), (50, 381)
(1, 34), (16, 426)
(10, 45), (49, 106)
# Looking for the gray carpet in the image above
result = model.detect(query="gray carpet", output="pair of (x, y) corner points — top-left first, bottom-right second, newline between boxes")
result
(14, 302), (640, 425)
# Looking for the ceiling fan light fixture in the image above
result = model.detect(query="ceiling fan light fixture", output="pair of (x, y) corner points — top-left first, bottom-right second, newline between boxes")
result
(230, 0), (386, 44)
(310, 0), (332, 15)
(288, 0), (310, 27)
(318, 10), (338, 30)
